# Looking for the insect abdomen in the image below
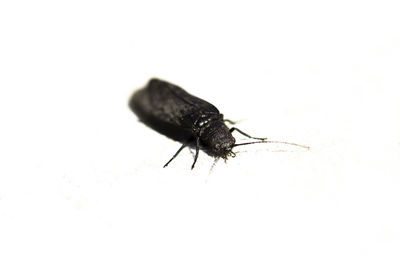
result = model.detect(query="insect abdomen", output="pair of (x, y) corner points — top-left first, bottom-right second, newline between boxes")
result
(129, 81), (194, 142)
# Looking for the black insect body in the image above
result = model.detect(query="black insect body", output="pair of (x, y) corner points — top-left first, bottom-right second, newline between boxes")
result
(129, 78), (307, 169)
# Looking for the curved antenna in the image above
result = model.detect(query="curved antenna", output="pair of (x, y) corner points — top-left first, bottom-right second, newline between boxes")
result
(233, 140), (310, 150)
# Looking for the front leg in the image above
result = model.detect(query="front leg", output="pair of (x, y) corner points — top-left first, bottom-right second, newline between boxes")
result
(163, 137), (201, 169)
(163, 143), (187, 168)
(191, 137), (200, 170)
(229, 127), (268, 141)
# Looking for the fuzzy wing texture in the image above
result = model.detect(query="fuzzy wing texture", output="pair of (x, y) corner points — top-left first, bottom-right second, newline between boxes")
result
(130, 78), (220, 129)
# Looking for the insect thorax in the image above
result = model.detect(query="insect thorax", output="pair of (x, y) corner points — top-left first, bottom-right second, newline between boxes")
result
(195, 114), (235, 157)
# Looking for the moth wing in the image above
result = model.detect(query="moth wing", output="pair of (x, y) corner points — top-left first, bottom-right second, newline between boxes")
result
(136, 79), (220, 127)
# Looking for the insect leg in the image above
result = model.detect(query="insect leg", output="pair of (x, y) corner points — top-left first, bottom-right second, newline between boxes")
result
(229, 127), (267, 141)
(163, 143), (187, 168)
(224, 119), (238, 124)
(191, 137), (200, 170)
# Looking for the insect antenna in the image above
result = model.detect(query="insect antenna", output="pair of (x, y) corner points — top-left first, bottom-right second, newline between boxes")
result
(233, 140), (310, 150)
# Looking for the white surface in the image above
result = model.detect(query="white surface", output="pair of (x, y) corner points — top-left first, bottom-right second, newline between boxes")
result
(1, 0), (399, 266)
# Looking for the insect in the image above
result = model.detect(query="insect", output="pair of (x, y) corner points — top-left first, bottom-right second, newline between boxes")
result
(129, 78), (308, 169)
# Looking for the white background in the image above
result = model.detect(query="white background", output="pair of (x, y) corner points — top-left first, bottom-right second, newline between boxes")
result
(1, 0), (399, 266)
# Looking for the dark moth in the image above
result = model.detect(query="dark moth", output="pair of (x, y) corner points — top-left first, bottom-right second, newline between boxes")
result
(129, 78), (307, 169)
